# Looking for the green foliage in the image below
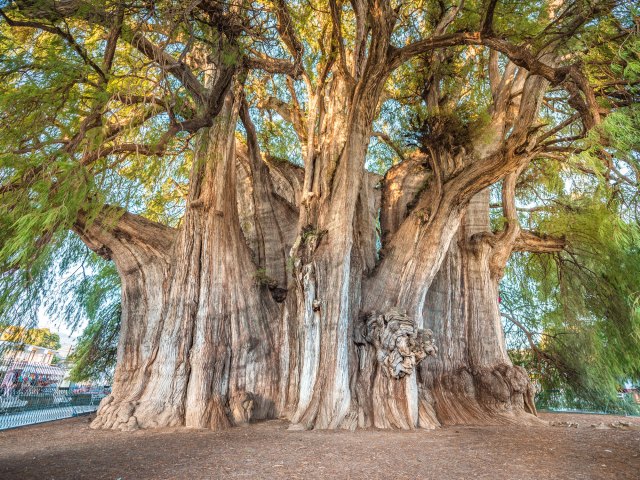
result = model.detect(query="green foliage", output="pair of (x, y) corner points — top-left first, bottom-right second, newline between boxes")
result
(534, 388), (640, 416)
(502, 187), (640, 412)
(498, 5), (640, 410)
(64, 260), (121, 383)
(0, 2), (191, 354)
(1, 326), (61, 349)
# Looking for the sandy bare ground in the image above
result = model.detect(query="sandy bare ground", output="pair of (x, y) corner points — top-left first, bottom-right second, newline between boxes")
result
(0, 412), (638, 479)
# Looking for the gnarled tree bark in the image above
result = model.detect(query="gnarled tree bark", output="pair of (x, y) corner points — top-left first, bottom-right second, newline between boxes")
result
(36, 0), (593, 433)
(422, 190), (540, 426)
(80, 90), (282, 430)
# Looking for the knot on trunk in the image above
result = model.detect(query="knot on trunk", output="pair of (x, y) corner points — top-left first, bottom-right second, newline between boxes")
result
(356, 309), (437, 379)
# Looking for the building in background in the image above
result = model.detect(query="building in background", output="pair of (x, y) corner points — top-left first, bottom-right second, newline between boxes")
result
(0, 341), (65, 396)
(0, 341), (58, 364)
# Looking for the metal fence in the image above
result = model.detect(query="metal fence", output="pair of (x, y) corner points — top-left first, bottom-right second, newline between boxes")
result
(0, 389), (103, 430)
(536, 388), (640, 416)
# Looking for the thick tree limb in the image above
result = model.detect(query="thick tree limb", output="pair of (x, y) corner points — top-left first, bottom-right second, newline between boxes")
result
(127, 30), (208, 105)
(80, 143), (166, 165)
(272, 0), (306, 77)
(514, 230), (566, 253)
(329, 0), (352, 81)
(389, 32), (600, 129)
(101, 5), (123, 73)
(244, 51), (303, 77)
(489, 170), (523, 276)
(435, 0), (465, 36)
(481, 0), (499, 35)
(238, 99), (297, 291)
(73, 207), (176, 264)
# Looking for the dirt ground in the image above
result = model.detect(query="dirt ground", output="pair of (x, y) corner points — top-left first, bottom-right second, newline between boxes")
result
(0, 412), (638, 480)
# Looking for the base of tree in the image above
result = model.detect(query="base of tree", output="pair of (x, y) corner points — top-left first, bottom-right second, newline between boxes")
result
(90, 397), (186, 431)
(91, 362), (540, 431)
(429, 363), (541, 427)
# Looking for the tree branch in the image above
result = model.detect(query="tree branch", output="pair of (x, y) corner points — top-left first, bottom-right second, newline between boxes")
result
(514, 230), (566, 253)
(481, 0), (499, 35)
(372, 131), (405, 161)
(435, 0), (465, 36)
(272, 0), (306, 78)
(0, 10), (107, 83)
(388, 31), (600, 129)
(244, 50), (302, 77)
(73, 207), (176, 264)
(127, 30), (208, 105)
(7, 1), (210, 105)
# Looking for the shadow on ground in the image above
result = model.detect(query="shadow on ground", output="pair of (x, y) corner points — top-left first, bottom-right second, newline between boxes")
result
(0, 412), (638, 479)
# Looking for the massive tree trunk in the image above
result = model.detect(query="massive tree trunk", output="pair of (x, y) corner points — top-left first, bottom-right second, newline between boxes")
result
(10, 0), (599, 434)
(421, 190), (538, 426)
(286, 79), (381, 429)
(73, 211), (176, 430)
(70, 3), (565, 433)
(79, 90), (282, 430)
(79, 74), (550, 431)
(285, 14), (396, 426)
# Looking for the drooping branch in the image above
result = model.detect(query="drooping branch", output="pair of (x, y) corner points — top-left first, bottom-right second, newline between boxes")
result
(2, 1), (242, 179)
(80, 142), (170, 166)
(8, 0), (234, 111)
(501, 312), (561, 366)
(0, 10), (108, 82)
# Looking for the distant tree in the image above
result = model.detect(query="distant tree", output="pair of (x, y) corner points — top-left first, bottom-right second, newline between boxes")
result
(1, 326), (61, 350)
